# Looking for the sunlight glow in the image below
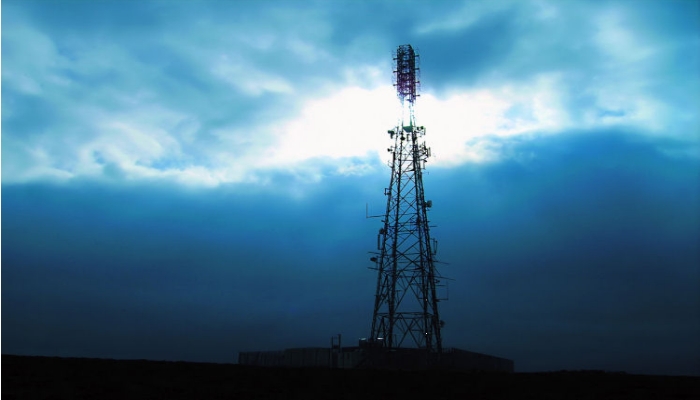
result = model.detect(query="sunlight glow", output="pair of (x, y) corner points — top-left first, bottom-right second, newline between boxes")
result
(261, 85), (398, 167)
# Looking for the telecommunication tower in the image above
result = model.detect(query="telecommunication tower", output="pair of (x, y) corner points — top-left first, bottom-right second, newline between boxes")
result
(368, 44), (445, 356)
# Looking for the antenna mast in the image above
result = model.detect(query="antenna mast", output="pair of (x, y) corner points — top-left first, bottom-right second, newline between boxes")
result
(369, 44), (444, 358)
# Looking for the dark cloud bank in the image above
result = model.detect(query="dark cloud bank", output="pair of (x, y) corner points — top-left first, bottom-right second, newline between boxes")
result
(3, 129), (698, 375)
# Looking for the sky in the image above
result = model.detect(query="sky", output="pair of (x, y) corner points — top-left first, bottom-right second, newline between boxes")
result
(2, 0), (699, 376)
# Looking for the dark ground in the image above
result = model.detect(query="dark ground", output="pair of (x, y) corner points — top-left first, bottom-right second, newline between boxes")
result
(2, 355), (698, 399)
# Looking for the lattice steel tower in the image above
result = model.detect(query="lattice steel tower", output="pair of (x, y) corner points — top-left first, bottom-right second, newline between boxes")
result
(369, 44), (444, 354)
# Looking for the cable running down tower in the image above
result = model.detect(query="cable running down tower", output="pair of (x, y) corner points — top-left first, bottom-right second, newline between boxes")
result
(369, 44), (445, 355)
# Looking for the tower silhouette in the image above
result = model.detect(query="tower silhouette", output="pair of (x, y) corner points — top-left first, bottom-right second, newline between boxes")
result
(369, 44), (444, 356)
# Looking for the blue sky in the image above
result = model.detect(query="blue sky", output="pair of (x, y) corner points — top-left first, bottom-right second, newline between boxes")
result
(2, 0), (699, 375)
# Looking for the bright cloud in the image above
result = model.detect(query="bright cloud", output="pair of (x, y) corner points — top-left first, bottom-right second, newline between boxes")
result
(262, 86), (397, 165)
(2, 0), (697, 188)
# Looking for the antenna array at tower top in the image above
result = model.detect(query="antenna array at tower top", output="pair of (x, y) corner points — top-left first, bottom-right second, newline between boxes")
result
(393, 44), (420, 104)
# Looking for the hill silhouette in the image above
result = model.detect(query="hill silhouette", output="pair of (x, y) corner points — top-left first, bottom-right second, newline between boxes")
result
(3, 355), (698, 399)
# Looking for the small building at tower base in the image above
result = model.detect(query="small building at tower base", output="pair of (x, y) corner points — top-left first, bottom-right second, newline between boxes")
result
(238, 345), (514, 372)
